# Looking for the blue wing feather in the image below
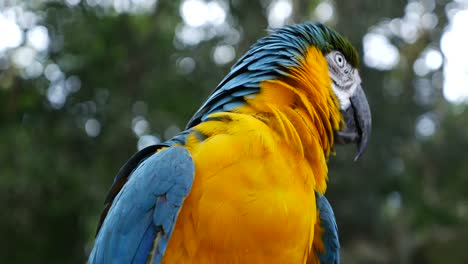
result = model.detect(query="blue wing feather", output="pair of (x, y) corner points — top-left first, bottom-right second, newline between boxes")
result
(89, 146), (195, 264)
(223, 100), (245, 111)
(207, 95), (235, 114)
(133, 224), (157, 263)
(231, 88), (258, 97)
(316, 193), (340, 264)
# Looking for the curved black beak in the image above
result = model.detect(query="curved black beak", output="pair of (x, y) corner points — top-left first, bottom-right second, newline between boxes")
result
(334, 85), (372, 161)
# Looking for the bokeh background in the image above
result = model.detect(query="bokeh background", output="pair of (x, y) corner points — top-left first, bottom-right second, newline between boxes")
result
(1, 0), (468, 263)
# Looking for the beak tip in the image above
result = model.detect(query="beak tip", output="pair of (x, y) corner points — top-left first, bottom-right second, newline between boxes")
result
(353, 133), (369, 162)
(353, 149), (363, 162)
(353, 155), (360, 162)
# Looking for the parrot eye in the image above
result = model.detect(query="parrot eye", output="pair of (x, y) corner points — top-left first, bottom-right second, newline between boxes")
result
(335, 53), (345, 68)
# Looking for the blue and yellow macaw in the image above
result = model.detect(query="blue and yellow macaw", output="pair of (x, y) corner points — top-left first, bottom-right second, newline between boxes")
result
(90, 22), (371, 263)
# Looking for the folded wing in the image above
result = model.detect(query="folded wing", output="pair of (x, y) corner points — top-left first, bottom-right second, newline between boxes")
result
(89, 146), (195, 264)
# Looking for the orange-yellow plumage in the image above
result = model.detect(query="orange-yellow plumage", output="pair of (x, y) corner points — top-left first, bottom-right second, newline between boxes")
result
(162, 47), (342, 263)
(163, 112), (316, 263)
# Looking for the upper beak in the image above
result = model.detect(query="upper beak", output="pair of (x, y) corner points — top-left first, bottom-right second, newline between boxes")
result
(335, 85), (372, 161)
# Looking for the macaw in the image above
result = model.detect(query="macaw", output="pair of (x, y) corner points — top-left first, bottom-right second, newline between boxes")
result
(89, 22), (371, 264)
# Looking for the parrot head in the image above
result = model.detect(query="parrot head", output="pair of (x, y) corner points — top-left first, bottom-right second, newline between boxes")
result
(187, 22), (371, 160)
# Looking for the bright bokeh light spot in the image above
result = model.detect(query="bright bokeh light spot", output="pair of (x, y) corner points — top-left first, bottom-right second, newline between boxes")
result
(24, 60), (43, 79)
(85, 118), (101, 137)
(268, 0), (292, 28)
(400, 21), (419, 44)
(223, 27), (241, 45)
(44, 63), (64, 82)
(405, 1), (424, 17)
(86, 0), (157, 13)
(27, 25), (49, 51)
(17, 10), (39, 29)
(399, 1), (425, 44)
(177, 1), (231, 46)
(137, 135), (160, 150)
(212, 45), (235, 65)
(413, 58), (429, 76)
(363, 33), (400, 70)
(421, 13), (438, 30)
(181, 0), (207, 27)
(445, 2), (459, 19)
(413, 48), (443, 77)
(180, 0), (225, 27)
(176, 25), (205, 46)
(416, 113), (437, 139)
(66, 0), (81, 6)
(129, 0), (158, 11)
(132, 116), (150, 137)
(314, 2), (334, 23)
(441, 8), (468, 104)
(114, 0), (131, 13)
(47, 82), (67, 109)
(0, 14), (23, 52)
(11, 46), (35, 68)
(425, 48), (443, 70)
(206, 1), (226, 26)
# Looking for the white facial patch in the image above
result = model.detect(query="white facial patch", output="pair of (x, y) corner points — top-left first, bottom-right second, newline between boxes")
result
(331, 83), (353, 109)
(330, 70), (361, 110)
(326, 51), (362, 110)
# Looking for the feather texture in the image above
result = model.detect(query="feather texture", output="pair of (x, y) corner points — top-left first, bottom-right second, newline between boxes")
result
(163, 113), (317, 263)
(91, 22), (355, 264)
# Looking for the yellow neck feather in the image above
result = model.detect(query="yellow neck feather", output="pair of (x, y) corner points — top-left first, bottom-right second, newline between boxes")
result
(237, 46), (343, 193)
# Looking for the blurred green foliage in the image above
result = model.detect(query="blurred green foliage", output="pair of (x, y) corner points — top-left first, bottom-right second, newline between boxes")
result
(1, 0), (468, 263)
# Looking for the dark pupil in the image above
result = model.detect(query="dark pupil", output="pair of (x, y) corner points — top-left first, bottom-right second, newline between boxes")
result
(337, 56), (342, 64)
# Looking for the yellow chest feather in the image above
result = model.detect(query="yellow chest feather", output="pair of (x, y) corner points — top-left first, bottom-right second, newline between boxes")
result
(162, 113), (318, 264)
